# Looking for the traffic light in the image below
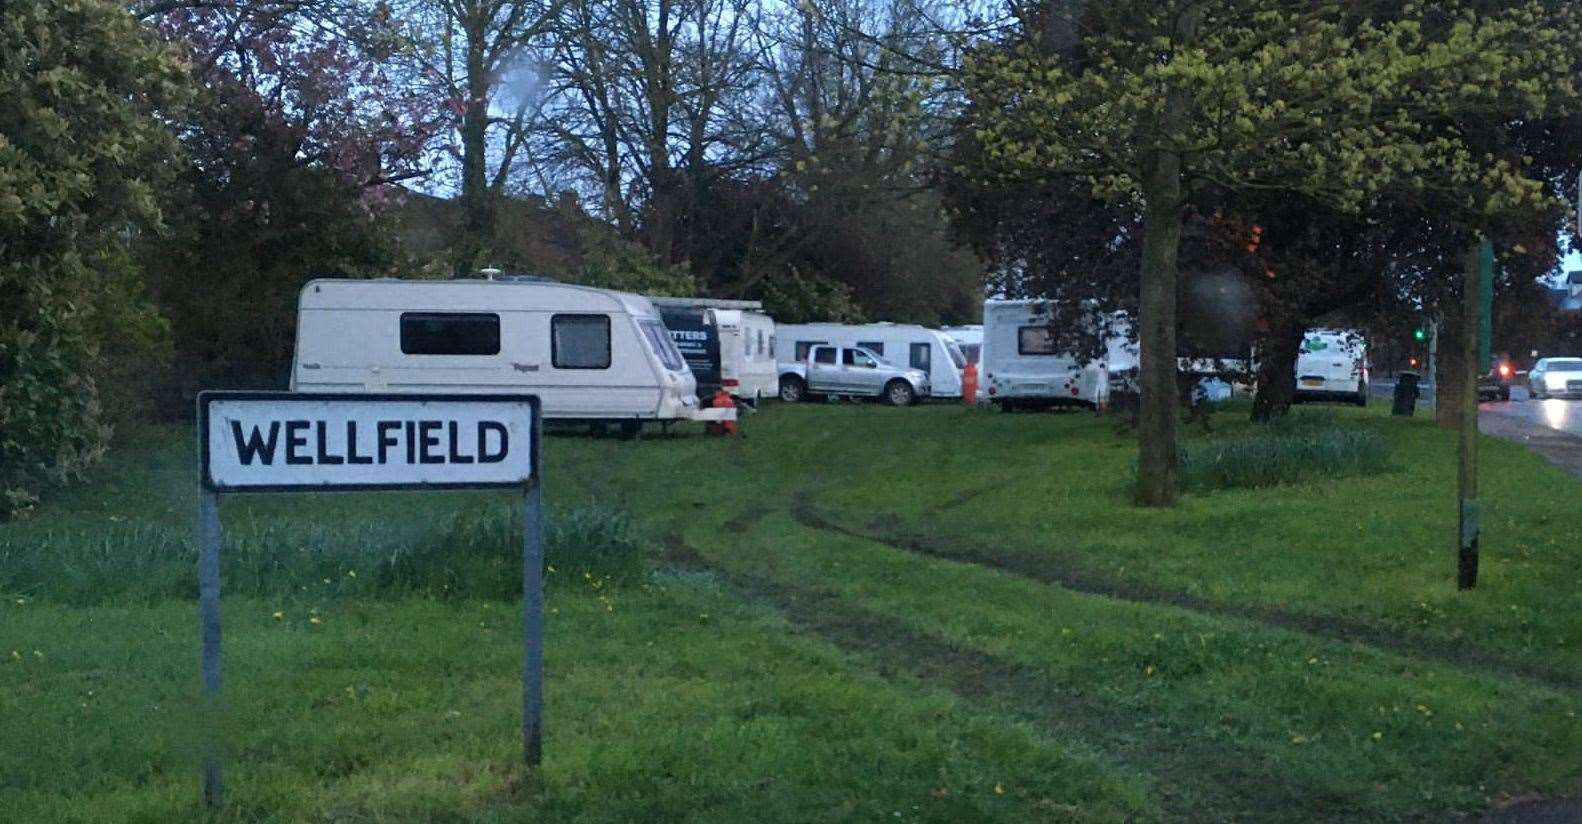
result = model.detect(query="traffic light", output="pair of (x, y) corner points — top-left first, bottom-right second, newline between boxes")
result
(1413, 327), (1426, 342)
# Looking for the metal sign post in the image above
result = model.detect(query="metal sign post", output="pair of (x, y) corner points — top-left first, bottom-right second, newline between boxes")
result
(195, 392), (543, 808)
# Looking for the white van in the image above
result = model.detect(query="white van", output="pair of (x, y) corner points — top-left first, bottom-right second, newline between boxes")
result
(651, 298), (778, 403)
(981, 300), (1116, 410)
(1294, 328), (1369, 406)
(775, 323), (966, 400)
(290, 278), (731, 427)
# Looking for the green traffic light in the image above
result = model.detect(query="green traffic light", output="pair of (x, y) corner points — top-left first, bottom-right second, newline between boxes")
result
(1413, 328), (1426, 342)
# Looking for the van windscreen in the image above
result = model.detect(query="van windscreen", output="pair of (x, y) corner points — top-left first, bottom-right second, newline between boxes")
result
(400, 313), (501, 356)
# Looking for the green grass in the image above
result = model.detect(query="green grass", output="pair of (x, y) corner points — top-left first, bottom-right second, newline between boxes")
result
(1176, 420), (1391, 492)
(0, 500), (647, 605)
(4, 405), (1582, 821)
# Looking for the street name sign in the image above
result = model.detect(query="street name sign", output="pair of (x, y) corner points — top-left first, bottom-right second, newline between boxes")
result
(193, 391), (546, 808)
(201, 393), (536, 491)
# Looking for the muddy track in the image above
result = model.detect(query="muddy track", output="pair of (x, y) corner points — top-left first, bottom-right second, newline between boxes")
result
(656, 531), (1366, 823)
(787, 499), (1582, 693)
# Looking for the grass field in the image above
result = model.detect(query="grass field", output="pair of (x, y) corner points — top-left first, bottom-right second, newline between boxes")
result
(4, 402), (1582, 822)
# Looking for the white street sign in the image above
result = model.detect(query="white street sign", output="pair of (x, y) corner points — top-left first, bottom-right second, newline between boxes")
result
(200, 392), (537, 491)
(191, 390), (546, 807)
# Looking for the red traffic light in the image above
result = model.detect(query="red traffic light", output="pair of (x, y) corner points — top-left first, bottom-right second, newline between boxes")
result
(1409, 357), (1420, 368)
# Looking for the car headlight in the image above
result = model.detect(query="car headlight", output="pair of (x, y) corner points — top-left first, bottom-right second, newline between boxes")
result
(1547, 374), (1566, 388)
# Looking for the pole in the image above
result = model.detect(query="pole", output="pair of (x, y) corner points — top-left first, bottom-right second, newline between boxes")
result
(522, 411), (545, 766)
(1457, 240), (1486, 590)
(197, 488), (224, 806)
(1426, 318), (1439, 410)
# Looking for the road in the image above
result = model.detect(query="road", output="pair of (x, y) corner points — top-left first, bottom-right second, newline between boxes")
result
(1369, 379), (1582, 477)
(1372, 379), (1582, 438)
(1478, 385), (1582, 438)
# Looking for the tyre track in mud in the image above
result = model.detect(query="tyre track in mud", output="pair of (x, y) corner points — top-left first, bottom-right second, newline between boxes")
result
(657, 529), (1365, 823)
(787, 498), (1582, 693)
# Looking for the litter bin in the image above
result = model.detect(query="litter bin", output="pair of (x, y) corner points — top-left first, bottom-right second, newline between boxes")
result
(1392, 370), (1420, 416)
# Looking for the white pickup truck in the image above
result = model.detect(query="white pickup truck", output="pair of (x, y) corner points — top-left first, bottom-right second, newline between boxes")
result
(778, 344), (930, 405)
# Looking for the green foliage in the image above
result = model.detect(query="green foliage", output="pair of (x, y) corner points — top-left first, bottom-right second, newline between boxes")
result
(0, 0), (186, 518)
(569, 222), (697, 296)
(754, 267), (867, 323)
(0, 501), (647, 606)
(1176, 422), (1392, 493)
(962, 1), (1579, 219)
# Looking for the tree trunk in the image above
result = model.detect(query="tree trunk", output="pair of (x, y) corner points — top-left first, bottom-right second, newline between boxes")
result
(458, 22), (494, 275)
(1135, 145), (1184, 506)
(1250, 322), (1305, 422)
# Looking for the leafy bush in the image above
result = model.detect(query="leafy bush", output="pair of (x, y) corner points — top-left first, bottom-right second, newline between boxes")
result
(1176, 424), (1392, 493)
(0, 0), (186, 518)
(0, 501), (650, 606)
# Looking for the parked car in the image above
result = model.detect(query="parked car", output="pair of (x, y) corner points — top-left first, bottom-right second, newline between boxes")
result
(290, 277), (731, 431)
(1529, 357), (1582, 399)
(1293, 329), (1369, 407)
(1477, 360), (1513, 401)
(652, 297), (778, 404)
(778, 344), (928, 405)
(776, 323), (964, 400)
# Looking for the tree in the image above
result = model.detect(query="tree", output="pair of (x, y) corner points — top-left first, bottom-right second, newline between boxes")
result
(0, 0), (186, 517)
(960, 1), (1577, 505)
(383, 0), (560, 272)
(137, 0), (438, 410)
(535, 0), (758, 261)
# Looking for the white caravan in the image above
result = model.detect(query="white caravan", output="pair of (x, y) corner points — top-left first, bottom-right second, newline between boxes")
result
(1294, 328), (1369, 406)
(980, 300), (1123, 410)
(650, 297), (778, 403)
(775, 323), (966, 400)
(290, 278), (731, 429)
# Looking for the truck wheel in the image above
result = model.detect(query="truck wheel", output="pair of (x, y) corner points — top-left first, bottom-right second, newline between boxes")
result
(883, 380), (916, 406)
(779, 376), (806, 402)
(1354, 380), (1368, 407)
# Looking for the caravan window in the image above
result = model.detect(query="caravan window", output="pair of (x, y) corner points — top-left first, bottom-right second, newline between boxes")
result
(945, 340), (966, 369)
(858, 341), (885, 356)
(552, 314), (611, 369)
(640, 319), (686, 371)
(757, 329), (766, 357)
(400, 313), (500, 356)
(1018, 325), (1059, 355)
(909, 343), (931, 372)
(796, 340), (827, 361)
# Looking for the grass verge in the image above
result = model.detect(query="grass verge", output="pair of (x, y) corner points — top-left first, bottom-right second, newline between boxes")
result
(5, 404), (1582, 821)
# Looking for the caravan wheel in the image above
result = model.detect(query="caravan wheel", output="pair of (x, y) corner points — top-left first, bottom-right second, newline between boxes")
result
(779, 375), (807, 402)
